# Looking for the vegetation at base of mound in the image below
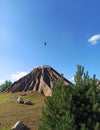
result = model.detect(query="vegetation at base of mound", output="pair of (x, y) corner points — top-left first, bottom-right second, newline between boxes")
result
(0, 80), (12, 92)
(0, 91), (45, 130)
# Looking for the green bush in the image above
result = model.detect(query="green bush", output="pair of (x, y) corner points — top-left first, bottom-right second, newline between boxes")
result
(0, 80), (12, 92)
(39, 65), (100, 130)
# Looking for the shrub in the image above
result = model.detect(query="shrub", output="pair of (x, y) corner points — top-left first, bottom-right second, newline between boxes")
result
(0, 80), (12, 92)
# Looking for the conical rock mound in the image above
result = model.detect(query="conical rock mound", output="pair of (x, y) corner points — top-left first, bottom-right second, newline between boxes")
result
(6, 65), (71, 96)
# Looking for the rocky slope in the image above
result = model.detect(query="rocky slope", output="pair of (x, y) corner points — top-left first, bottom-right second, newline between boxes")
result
(6, 65), (72, 96)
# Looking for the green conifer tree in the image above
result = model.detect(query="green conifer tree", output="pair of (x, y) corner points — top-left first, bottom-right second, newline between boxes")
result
(0, 80), (12, 92)
(39, 65), (100, 130)
(72, 65), (100, 130)
(39, 77), (74, 130)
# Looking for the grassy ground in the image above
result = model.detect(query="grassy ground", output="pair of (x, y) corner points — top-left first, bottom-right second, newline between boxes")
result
(0, 91), (45, 130)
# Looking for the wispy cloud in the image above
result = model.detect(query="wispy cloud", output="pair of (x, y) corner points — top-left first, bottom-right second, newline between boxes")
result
(0, 72), (28, 85)
(88, 34), (100, 45)
(10, 72), (28, 82)
(70, 76), (75, 83)
(0, 80), (5, 85)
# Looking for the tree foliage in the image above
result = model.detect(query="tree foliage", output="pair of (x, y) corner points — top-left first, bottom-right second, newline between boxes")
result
(71, 65), (100, 130)
(39, 65), (100, 130)
(39, 77), (73, 130)
(0, 80), (12, 92)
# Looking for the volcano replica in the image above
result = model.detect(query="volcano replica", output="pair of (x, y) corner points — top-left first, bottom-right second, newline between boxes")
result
(7, 65), (72, 96)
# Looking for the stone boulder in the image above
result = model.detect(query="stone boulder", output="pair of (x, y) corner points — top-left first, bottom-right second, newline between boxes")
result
(24, 100), (33, 105)
(11, 121), (30, 130)
(21, 93), (27, 96)
(17, 97), (24, 104)
(11, 95), (17, 99)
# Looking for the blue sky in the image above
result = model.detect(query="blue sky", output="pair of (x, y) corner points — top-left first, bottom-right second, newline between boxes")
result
(0, 0), (100, 84)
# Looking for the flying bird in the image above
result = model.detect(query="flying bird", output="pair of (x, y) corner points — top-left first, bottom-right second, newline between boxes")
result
(44, 42), (47, 46)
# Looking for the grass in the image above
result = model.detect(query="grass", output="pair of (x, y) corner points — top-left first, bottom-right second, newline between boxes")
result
(0, 91), (45, 130)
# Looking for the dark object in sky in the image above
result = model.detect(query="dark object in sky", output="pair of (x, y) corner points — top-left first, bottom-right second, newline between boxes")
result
(44, 42), (47, 46)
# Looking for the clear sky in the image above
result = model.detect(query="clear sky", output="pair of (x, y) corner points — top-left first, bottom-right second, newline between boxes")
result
(0, 0), (100, 84)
